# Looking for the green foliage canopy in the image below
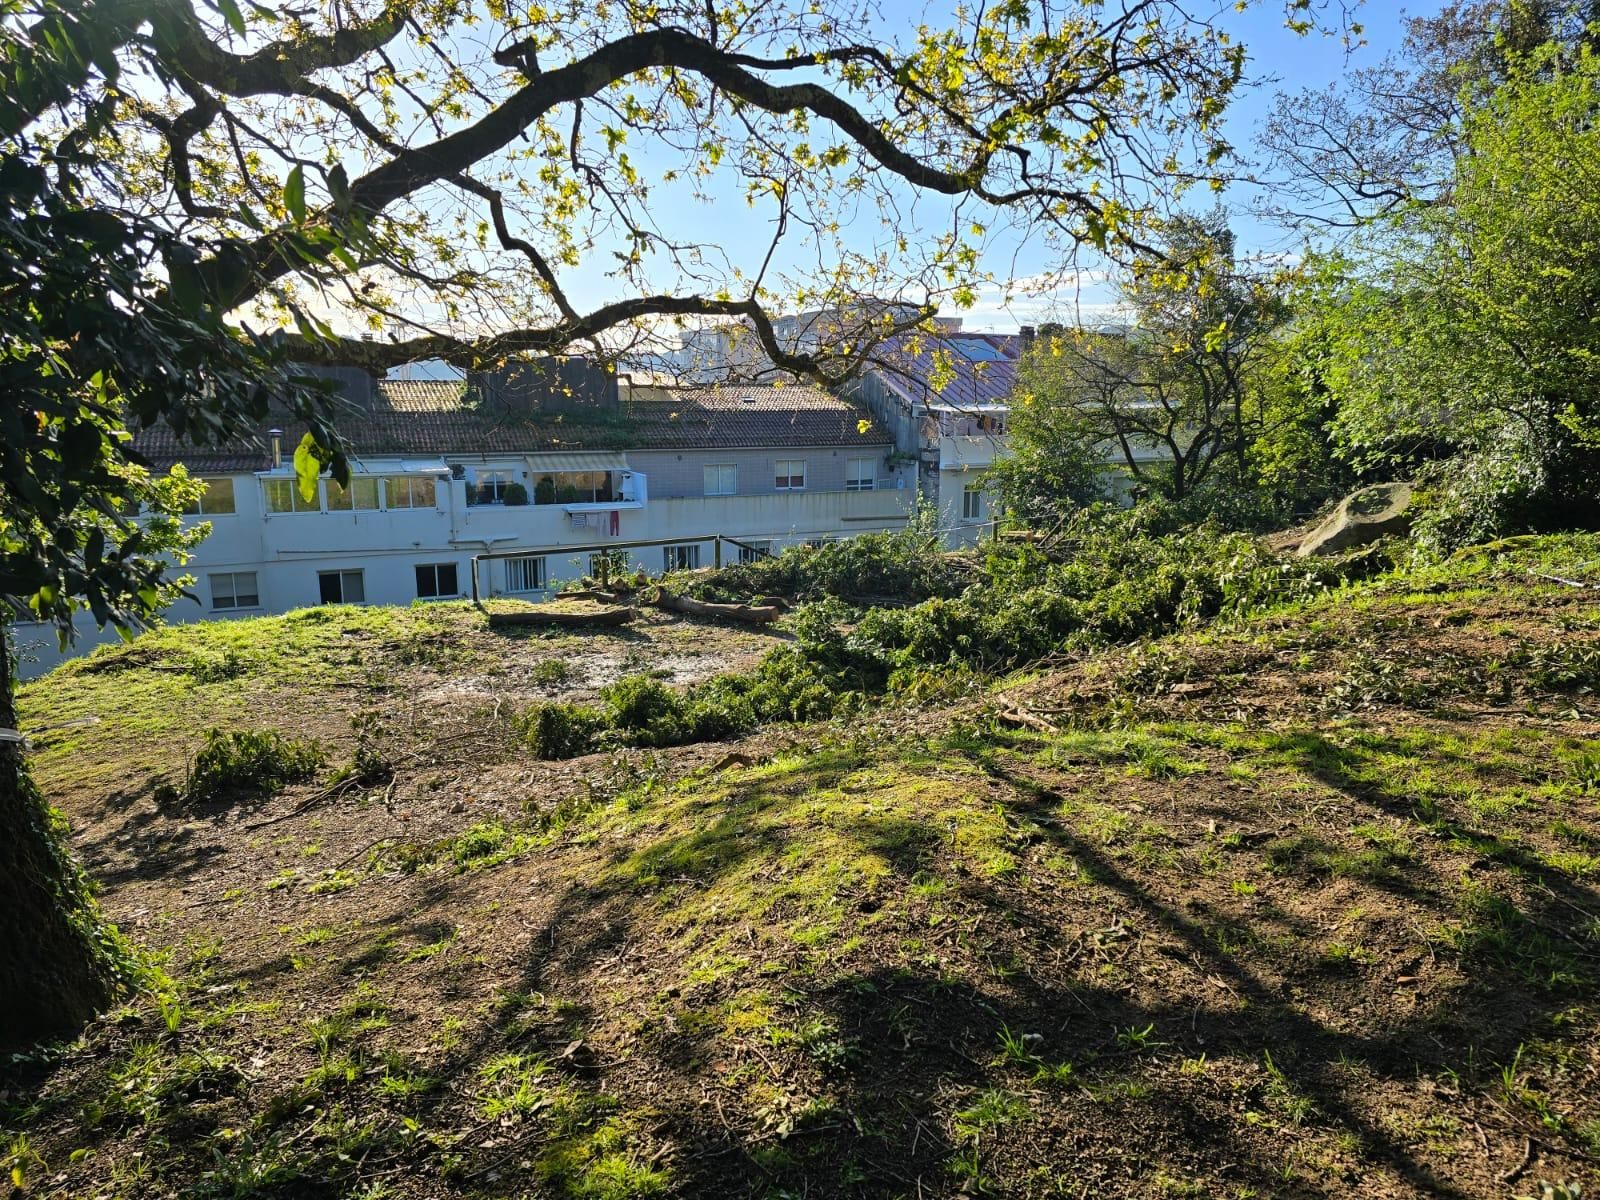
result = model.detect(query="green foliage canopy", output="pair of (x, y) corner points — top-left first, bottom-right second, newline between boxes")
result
(0, 153), (344, 638)
(1316, 42), (1600, 547)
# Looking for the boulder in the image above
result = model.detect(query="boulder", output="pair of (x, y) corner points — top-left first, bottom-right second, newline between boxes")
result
(1295, 482), (1415, 557)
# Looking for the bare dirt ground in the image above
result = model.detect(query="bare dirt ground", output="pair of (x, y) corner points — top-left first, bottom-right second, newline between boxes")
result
(4, 573), (1599, 1199)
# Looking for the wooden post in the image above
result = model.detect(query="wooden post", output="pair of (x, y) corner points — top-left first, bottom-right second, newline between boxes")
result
(713, 537), (723, 569)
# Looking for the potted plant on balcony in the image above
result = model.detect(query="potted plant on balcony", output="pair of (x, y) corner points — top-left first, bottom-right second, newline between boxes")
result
(502, 481), (529, 506)
(534, 476), (556, 505)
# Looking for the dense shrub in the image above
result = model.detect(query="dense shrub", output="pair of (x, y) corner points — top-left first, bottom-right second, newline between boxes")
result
(515, 701), (606, 759)
(182, 728), (323, 805)
(836, 511), (1370, 676)
(516, 512), (1383, 760)
(600, 675), (682, 736)
(691, 505), (968, 604)
(1410, 429), (1600, 554)
(515, 651), (860, 760)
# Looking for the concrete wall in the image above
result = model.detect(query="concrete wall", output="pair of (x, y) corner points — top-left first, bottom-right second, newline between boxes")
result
(842, 374), (921, 460)
(627, 445), (906, 498)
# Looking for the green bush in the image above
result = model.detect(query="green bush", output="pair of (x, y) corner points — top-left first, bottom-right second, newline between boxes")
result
(516, 701), (606, 760)
(690, 505), (966, 604)
(183, 728), (323, 806)
(501, 481), (529, 506)
(529, 658), (573, 687)
(600, 675), (683, 734)
(826, 510), (1369, 677)
(509, 512), (1384, 762)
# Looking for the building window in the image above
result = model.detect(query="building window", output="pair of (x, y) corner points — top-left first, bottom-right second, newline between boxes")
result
(326, 476), (379, 511)
(384, 476), (437, 509)
(703, 464), (736, 496)
(845, 458), (875, 491)
(470, 470), (514, 505)
(415, 562), (459, 599)
(317, 569), (365, 604)
(505, 556), (546, 593)
(736, 540), (771, 564)
(183, 477), (237, 515)
(533, 471), (615, 505)
(209, 571), (258, 611)
(662, 544), (700, 572)
(774, 459), (806, 490)
(264, 477), (319, 513)
(962, 484), (984, 521)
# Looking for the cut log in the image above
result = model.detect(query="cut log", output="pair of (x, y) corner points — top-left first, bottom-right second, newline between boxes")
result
(651, 593), (784, 624)
(488, 606), (635, 629)
(994, 704), (1059, 733)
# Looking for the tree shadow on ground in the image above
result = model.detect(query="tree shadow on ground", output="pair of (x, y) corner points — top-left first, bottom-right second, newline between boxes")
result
(12, 723), (1598, 1200)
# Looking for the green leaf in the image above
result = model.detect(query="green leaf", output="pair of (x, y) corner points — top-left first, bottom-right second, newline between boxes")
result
(216, 0), (247, 37)
(293, 433), (323, 503)
(284, 164), (306, 223)
(328, 162), (351, 210)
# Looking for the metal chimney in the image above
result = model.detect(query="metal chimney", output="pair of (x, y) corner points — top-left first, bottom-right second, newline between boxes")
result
(268, 428), (284, 468)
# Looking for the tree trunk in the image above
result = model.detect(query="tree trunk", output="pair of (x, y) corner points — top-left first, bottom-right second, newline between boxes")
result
(0, 626), (117, 1051)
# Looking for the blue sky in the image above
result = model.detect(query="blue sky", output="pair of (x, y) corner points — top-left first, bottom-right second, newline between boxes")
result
(950, 0), (1440, 328)
(380, 1), (1445, 356)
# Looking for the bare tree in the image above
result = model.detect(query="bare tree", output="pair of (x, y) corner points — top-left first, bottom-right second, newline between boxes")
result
(1020, 214), (1288, 503)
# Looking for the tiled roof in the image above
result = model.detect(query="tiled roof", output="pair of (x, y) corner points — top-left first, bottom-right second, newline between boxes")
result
(866, 332), (1023, 410)
(130, 380), (889, 473)
(623, 385), (887, 450)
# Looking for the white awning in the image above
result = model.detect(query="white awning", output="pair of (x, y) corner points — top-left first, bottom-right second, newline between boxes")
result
(349, 458), (451, 474)
(525, 452), (630, 472)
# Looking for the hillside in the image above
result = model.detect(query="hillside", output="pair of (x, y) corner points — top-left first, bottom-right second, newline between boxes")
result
(4, 541), (1600, 1199)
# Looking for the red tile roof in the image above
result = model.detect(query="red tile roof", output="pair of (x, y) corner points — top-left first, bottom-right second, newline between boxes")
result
(130, 380), (889, 472)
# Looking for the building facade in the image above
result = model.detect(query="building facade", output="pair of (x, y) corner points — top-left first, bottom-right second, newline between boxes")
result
(846, 325), (1178, 545)
(844, 327), (1024, 547)
(13, 375), (912, 678)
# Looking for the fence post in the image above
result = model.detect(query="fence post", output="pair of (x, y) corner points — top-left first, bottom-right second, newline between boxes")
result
(714, 537), (723, 569)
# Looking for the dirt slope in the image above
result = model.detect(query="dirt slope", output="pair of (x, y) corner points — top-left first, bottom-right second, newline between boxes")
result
(4, 552), (1599, 1200)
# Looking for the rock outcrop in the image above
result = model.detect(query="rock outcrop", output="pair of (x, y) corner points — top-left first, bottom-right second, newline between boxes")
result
(1296, 482), (1415, 557)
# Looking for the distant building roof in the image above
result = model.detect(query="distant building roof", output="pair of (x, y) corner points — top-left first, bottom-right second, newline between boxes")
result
(864, 331), (1023, 411)
(130, 378), (889, 473)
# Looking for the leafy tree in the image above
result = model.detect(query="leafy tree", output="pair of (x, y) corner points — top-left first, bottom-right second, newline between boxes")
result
(1, 0), (1352, 1044)
(1, 0), (1356, 372)
(1000, 213), (1293, 518)
(0, 144), (354, 1046)
(1316, 42), (1600, 549)
(983, 362), (1110, 528)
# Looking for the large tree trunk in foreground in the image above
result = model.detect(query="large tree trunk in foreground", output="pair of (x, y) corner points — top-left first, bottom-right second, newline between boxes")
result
(0, 628), (117, 1051)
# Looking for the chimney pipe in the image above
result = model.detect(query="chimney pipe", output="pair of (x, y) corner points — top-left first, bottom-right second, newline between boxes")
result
(1019, 324), (1037, 350)
(268, 428), (284, 468)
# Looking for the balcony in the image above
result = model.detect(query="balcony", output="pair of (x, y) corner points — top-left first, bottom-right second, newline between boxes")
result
(938, 433), (1008, 471)
(650, 487), (913, 540)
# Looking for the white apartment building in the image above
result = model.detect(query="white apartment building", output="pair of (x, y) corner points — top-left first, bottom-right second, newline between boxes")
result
(847, 326), (1177, 545)
(13, 372), (914, 678)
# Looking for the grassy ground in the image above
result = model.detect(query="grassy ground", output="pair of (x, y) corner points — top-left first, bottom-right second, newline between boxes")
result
(4, 544), (1600, 1199)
